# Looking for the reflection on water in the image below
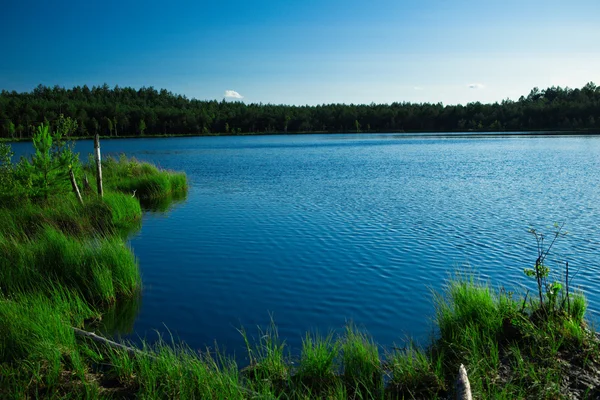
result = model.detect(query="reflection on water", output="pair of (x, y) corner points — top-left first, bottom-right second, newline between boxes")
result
(101, 190), (188, 335)
(139, 190), (188, 212)
(91, 293), (142, 336)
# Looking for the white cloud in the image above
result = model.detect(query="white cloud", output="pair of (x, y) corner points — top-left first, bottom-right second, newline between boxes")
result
(413, 86), (423, 91)
(224, 90), (243, 99)
(468, 83), (485, 89)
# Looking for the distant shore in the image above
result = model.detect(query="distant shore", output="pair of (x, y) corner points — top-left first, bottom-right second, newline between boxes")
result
(3, 129), (600, 143)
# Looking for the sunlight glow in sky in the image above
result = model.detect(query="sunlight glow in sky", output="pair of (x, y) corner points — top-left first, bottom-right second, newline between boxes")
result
(1, 0), (599, 105)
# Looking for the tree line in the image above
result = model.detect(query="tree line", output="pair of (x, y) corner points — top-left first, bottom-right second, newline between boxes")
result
(1, 82), (599, 138)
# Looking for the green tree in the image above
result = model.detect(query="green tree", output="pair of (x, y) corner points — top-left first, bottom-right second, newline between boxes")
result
(56, 114), (78, 137)
(4, 120), (15, 138)
(16, 123), (79, 200)
(106, 116), (114, 136)
(138, 119), (146, 135)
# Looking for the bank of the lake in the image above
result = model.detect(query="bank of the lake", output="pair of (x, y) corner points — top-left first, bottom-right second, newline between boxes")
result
(2, 129), (600, 143)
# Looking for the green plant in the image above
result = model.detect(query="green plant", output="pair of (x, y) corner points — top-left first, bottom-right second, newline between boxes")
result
(386, 343), (445, 398)
(15, 122), (80, 200)
(297, 331), (340, 382)
(341, 324), (382, 396)
(0, 143), (15, 201)
(523, 223), (568, 312)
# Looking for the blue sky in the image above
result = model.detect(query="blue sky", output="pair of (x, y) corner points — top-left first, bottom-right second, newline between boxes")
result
(1, 0), (599, 105)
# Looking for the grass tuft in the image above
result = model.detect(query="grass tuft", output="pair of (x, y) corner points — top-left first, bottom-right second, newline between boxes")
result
(341, 323), (383, 396)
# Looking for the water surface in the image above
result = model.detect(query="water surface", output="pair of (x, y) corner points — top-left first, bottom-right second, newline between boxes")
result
(11, 133), (600, 356)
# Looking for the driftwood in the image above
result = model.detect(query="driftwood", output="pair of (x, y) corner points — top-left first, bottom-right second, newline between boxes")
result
(73, 327), (144, 357)
(69, 169), (84, 205)
(456, 364), (472, 400)
(94, 134), (103, 198)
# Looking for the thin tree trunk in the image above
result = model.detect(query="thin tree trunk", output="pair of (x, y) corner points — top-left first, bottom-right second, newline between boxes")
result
(94, 134), (103, 197)
(69, 169), (84, 205)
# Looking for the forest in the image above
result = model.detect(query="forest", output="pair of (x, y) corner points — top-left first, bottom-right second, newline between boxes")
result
(0, 82), (599, 138)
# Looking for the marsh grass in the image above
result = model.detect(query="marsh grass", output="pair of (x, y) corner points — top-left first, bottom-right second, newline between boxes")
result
(86, 155), (188, 200)
(101, 192), (143, 229)
(239, 319), (290, 396)
(386, 342), (446, 399)
(298, 332), (340, 382)
(0, 226), (140, 305)
(107, 338), (245, 399)
(341, 324), (383, 397)
(0, 289), (104, 398)
(0, 192), (141, 240)
(3, 275), (598, 399)
(0, 152), (191, 398)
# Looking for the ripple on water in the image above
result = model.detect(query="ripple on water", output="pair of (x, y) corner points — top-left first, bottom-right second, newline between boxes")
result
(23, 133), (592, 354)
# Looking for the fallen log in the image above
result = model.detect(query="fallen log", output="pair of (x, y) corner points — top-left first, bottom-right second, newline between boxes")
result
(72, 327), (144, 357)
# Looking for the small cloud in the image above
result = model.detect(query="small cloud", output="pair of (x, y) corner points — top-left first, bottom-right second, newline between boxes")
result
(468, 83), (485, 89)
(224, 90), (243, 99)
(413, 86), (423, 91)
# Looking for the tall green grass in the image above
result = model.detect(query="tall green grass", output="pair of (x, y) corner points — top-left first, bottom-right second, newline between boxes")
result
(239, 319), (290, 395)
(341, 324), (383, 397)
(107, 338), (245, 399)
(0, 193), (141, 240)
(298, 331), (340, 382)
(0, 153), (191, 398)
(0, 226), (140, 305)
(102, 192), (142, 229)
(1, 275), (594, 399)
(85, 155), (188, 200)
(386, 342), (446, 398)
(0, 289), (102, 398)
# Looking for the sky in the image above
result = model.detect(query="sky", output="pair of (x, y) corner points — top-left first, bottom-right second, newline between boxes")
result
(1, 0), (599, 106)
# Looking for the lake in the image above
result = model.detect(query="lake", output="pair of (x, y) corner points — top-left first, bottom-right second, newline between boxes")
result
(9, 133), (600, 358)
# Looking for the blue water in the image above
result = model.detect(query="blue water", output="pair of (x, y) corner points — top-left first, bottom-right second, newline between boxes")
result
(9, 133), (600, 357)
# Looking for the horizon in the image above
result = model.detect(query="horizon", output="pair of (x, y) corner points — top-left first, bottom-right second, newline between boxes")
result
(1, 0), (599, 106)
(3, 81), (598, 109)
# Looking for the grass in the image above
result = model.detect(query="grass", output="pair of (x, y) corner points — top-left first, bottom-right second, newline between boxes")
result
(85, 154), (188, 200)
(107, 338), (245, 399)
(0, 192), (142, 240)
(341, 324), (383, 397)
(0, 225), (140, 305)
(298, 331), (340, 383)
(0, 140), (194, 398)
(0, 289), (103, 399)
(386, 343), (446, 398)
(2, 274), (599, 398)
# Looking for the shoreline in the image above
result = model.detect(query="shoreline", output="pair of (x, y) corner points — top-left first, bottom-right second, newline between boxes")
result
(2, 129), (600, 143)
